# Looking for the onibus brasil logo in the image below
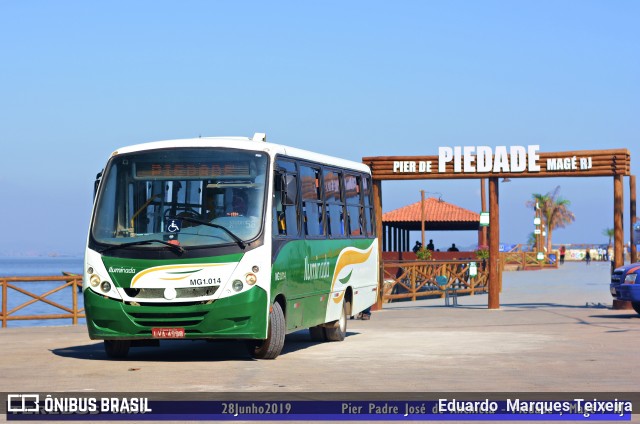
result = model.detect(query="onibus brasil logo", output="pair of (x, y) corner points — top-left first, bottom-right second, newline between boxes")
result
(7, 394), (152, 414)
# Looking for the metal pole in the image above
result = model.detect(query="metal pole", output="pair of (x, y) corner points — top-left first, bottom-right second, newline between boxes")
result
(420, 190), (425, 248)
(537, 207), (542, 256)
(480, 178), (487, 246)
(393, 227), (398, 252)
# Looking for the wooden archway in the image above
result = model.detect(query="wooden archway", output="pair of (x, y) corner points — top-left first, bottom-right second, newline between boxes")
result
(364, 147), (634, 309)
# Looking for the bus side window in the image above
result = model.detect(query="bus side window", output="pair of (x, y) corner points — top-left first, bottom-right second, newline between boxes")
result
(362, 175), (375, 236)
(273, 162), (299, 237)
(324, 168), (345, 238)
(300, 165), (325, 237)
(344, 173), (363, 236)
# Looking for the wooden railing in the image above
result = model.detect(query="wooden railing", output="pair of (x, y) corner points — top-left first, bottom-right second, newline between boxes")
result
(381, 260), (489, 303)
(0, 275), (85, 328)
(501, 251), (558, 270)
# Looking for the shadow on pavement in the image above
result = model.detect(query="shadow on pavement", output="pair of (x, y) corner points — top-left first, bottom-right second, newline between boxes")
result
(384, 302), (617, 310)
(588, 313), (639, 319)
(50, 330), (361, 362)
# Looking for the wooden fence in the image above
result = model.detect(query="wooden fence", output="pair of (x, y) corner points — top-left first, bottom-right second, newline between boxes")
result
(0, 275), (85, 328)
(501, 251), (558, 270)
(381, 260), (489, 303)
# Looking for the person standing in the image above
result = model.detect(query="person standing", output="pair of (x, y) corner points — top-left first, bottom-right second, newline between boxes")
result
(559, 245), (566, 265)
(585, 249), (591, 265)
(426, 239), (435, 251)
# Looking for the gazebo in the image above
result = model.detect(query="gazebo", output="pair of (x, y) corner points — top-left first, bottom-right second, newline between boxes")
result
(382, 197), (481, 254)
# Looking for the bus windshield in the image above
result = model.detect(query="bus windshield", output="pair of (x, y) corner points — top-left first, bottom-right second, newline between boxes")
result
(92, 148), (268, 249)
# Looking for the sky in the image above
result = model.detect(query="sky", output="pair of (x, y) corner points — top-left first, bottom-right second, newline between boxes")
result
(0, 1), (638, 256)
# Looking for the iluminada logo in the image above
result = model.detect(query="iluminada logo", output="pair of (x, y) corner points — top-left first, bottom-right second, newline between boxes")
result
(108, 266), (136, 274)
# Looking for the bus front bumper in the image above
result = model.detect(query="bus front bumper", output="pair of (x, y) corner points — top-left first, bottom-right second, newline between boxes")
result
(84, 287), (268, 340)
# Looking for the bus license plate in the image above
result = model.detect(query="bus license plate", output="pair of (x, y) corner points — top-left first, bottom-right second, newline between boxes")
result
(152, 328), (185, 338)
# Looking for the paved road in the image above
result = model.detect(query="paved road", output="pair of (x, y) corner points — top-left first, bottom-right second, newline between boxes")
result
(0, 261), (638, 421)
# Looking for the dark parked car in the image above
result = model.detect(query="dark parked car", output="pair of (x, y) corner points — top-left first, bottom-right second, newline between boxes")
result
(610, 263), (640, 314)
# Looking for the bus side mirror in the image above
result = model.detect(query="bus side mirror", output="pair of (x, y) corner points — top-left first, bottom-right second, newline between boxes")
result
(93, 170), (103, 201)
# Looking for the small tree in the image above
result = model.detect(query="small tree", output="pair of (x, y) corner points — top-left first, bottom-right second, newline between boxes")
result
(416, 247), (432, 260)
(476, 247), (489, 260)
(525, 186), (575, 252)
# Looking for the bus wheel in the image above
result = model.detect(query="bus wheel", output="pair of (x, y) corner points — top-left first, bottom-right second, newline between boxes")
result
(325, 300), (349, 342)
(632, 302), (640, 315)
(309, 325), (327, 342)
(248, 302), (285, 359)
(104, 340), (130, 359)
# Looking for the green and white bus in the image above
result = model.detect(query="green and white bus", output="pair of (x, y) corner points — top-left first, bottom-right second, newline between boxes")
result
(84, 133), (378, 359)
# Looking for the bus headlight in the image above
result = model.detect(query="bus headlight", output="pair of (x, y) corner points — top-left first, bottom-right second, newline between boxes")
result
(100, 281), (112, 293)
(232, 280), (244, 292)
(90, 274), (101, 287)
(245, 273), (257, 285)
(624, 274), (637, 284)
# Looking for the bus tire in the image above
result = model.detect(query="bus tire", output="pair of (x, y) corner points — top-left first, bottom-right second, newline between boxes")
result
(324, 300), (349, 342)
(104, 340), (130, 359)
(632, 302), (640, 315)
(248, 302), (285, 359)
(309, 325), (327, 342)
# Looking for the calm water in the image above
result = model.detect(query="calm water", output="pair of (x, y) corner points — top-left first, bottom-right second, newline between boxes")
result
(0, 256), (85, 328)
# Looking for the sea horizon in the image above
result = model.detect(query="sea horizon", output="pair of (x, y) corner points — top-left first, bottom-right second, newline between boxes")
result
(0, 256), (85, 328)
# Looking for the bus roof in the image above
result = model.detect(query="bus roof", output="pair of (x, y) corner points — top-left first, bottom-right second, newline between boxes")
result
(112, 136), (371, 174)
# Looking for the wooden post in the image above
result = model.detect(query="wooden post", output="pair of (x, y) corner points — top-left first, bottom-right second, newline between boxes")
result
(2, 278), (6, 328)
(373, 179), (384, 309)
(631, 175), (637, 263)
(613, 175), (629, 310)
(72, 277), (78, 325)
(614, 175), (624, 269)
(411, 266), (417, 302)
(488, 177), (500, 309)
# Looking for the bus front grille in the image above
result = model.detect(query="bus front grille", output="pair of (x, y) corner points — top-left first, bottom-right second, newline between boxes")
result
(126, 311), (208, 327)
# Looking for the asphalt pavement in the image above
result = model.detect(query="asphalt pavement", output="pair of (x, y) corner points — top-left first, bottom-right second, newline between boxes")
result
(0, 261), (637, 422)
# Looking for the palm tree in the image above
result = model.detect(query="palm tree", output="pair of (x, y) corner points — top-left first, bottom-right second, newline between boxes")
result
(602, 228), (614, 249)
(526, 186), (576, 252)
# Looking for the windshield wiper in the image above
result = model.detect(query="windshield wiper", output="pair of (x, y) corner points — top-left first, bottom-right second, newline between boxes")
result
(175, 216), (246, 249)
(99, 239), (185, 255)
